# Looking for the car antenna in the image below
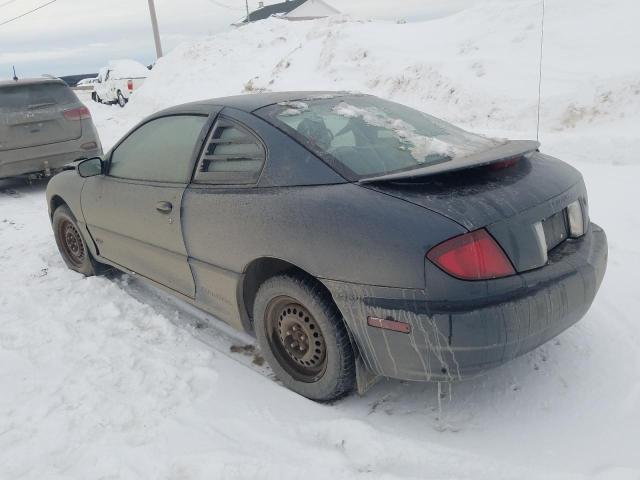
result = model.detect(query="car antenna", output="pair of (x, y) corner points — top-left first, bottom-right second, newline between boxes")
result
(12, 65), (18, 81)
(536, 0), (546, 142)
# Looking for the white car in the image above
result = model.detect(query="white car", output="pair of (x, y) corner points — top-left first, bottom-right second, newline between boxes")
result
(76, 77), (97, 87)
(91, 60), (149, 107)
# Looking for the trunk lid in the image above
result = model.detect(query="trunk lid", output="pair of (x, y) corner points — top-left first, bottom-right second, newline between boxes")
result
(0, 82), (82, 152)
(364, 152), (587, 273)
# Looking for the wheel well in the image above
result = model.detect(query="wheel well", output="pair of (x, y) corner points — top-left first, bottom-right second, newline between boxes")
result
(240, 258), (362, 373)
(50, 195), (67, 218)
(241, 258), (335, 329)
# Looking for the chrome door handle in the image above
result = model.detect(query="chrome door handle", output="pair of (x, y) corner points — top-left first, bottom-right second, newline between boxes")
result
(155, 201), (173, 213)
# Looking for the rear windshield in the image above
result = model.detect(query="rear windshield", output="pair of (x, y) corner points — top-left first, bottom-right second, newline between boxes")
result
(257, 95), (500, 179)
(0, 83), (77, 110)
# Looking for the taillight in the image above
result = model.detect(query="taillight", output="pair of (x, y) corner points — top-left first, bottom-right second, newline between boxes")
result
(427, 229), (515, 280)
(488, 156), (520, 170)
(63, 106), (91, 121)
(127, 80), (133, 91)
(567, 200), (586, 238)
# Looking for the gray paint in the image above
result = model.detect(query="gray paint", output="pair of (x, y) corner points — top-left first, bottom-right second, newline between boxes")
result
(81, 177), (194, 296)
(46, 92), (608, 384)
(0, 78), (102, 179)
(366, 153), (587, 272)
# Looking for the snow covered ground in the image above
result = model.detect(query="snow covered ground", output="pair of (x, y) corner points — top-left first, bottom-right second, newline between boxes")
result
(2, 0), (640, 478)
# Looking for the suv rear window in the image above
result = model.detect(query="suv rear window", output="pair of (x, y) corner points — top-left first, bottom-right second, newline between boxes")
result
(256, 95), (500, 180)
(0, 83), (77, 110)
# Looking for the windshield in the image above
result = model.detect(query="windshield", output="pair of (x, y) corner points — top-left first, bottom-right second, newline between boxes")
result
(0, 83), (77, 111)
(257, 95), (501, 179)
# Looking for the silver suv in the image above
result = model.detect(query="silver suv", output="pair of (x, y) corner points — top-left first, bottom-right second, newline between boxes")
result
(0, 77), (102, 179)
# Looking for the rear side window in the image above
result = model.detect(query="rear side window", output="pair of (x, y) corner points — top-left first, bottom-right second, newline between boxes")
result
(0, 83), (77, 110)
(109, 115), (207, 183)
(193, 118), (265, 184)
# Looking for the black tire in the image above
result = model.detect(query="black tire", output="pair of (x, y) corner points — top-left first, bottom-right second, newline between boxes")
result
(52, 205), (103, 276)
(117, 91), (127, 108)
(253, 273), (355, 401)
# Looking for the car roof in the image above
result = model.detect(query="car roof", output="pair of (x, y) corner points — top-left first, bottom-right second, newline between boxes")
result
(150, 91), (357, 117)
(0, 77), (67, 88)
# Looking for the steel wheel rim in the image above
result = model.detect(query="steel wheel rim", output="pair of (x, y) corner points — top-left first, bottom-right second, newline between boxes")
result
(59, 219), (85, 266)
(265, 296), (327, 383)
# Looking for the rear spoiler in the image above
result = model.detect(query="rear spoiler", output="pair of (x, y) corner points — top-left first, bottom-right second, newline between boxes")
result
(358, 140), (540, 184)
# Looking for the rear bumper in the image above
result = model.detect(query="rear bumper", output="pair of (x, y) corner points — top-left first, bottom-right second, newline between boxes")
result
(323, 223), (608, 382)
(0, 133), (101, 179)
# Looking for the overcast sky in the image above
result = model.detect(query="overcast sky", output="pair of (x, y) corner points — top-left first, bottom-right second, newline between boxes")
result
(0, 0), (475, 79)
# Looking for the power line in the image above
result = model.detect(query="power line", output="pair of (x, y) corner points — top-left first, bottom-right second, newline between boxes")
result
(0, 0), (57, 28)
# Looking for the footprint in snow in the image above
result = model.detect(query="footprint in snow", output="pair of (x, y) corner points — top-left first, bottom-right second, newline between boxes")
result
(1, 189), (19, 197)
(1, 218), (22, 230)
(230, 344), (265, 366)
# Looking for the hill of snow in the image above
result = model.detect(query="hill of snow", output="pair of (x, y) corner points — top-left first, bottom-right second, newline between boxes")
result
(2, 0), (640, 478)
(102, 0), (640, 166)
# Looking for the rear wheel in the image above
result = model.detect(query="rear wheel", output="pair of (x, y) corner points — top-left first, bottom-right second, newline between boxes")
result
(52, 205), (103, 276)
(117, 91), (127, 108)
(253, 274), (355, 401)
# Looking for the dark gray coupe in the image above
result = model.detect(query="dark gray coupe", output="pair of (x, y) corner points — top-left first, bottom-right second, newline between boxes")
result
(46, 92), (608, 401)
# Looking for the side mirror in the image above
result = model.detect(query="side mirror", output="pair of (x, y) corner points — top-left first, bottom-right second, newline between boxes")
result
(77, 157), (104, 178)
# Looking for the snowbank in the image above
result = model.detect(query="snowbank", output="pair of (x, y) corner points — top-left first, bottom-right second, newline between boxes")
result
(105, 0), (640, 165)
(2, 0), (640, 478)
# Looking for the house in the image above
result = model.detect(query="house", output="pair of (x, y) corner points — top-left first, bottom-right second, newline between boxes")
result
(234, 0), (339, 25)
(285, 0), (340, 21)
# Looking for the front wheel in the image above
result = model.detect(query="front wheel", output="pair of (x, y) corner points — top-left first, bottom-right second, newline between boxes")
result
(52, 205), (103, 276)
(117, 91), (127, 108)
(253, 274), (355, 401)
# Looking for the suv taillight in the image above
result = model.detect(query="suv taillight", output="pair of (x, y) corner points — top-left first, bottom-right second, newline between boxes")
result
(127, 80), (133, 91)
(63, 106), (91, 121)
(427, 229), (515, 280)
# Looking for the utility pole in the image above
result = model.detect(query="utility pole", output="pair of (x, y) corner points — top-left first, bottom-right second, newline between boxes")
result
(245, 0), (250, 22)
(147, 0), (163, 59)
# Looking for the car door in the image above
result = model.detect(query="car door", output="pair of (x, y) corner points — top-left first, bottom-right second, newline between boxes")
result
(81, 114), (211, 297)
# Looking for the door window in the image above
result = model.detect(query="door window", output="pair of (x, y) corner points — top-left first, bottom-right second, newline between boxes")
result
(109, 115), (207, 183)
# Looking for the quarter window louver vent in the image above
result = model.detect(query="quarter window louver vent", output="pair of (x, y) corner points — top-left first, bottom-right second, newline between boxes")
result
(194, 118), (265, 184)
